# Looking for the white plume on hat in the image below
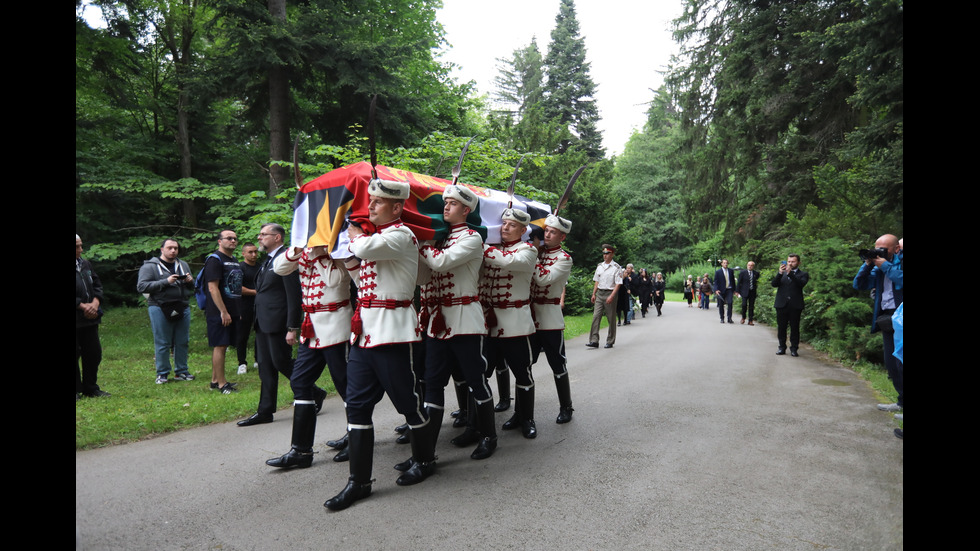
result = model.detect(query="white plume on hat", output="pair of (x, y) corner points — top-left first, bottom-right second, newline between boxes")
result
(367, 178), (410, 200)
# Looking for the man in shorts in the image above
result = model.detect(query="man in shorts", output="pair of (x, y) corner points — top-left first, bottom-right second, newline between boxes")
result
(204, 229), (243, 393)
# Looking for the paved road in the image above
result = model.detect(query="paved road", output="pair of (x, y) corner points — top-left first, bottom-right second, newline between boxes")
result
(76, 302), (903, 550)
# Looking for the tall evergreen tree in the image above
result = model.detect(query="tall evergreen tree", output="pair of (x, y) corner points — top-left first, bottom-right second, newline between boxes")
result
(611, 87), (691, 273)
(492, 38), (544, 119)
(489, 38), (564, 153)
(542, 0), (604, 159)
(667, 0), (905, 249)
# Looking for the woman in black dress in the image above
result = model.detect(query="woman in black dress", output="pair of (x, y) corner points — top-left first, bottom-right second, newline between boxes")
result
(617, 264), (636, 325)
(636, 268), (654, 318)
(652, 272), (667, 316)
(683, 275), (695, 307)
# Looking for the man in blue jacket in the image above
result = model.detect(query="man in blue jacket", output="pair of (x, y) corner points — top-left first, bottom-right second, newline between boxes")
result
(853, 234), (903, 413)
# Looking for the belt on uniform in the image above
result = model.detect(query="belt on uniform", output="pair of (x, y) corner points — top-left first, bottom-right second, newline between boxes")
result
(425, 295), (480, 307)
(492, 299), (530, 309)
(358, 298), (412, 309)
(351, 298), (413, 336)
(300, 300), (350, 341)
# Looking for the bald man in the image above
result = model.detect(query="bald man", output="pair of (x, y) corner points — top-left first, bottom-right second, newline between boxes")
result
(853, 234), (903, 413)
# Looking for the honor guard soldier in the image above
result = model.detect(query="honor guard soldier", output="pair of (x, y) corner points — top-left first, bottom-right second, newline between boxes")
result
(411, 184), (497, 462)
(481, 207), (539, 439)
(324, 178), (431, 512)
(265, 245), (354, 468)
(531, 214), (575, 424)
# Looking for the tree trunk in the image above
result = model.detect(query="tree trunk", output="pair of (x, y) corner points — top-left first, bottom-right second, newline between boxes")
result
(267, 0), (290, 197)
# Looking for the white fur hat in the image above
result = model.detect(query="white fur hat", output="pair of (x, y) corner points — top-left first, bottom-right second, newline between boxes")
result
(545, 213), (572, 234)
(367, 178), (410, 200)
(443, 184), (478, 211)
(501, 207), (531, 226)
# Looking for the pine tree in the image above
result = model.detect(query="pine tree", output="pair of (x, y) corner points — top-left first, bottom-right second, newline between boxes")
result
(489, 38), (564, 153)
(542, 0), (604, 159)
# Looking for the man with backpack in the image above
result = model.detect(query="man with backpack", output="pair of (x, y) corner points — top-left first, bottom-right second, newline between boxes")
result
(201, 229), (242, 394)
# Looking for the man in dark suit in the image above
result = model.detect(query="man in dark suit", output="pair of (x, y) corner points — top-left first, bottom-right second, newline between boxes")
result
(238, 223), (322, 426)
(771, 254), (809, 356)
(714, 259), (736, 324)
(737, 261), (760, 325)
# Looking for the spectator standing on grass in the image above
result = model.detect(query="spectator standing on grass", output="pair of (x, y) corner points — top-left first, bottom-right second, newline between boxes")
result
(137, 238), (195, 385)
(853, 234), (903, 415)
(203, 229), (242, 394)
(77, 234), (109, 400)
(236, 242), (260, 375)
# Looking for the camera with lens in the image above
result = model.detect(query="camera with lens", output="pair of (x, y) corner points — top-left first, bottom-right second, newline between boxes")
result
(858, 247), (888, 261)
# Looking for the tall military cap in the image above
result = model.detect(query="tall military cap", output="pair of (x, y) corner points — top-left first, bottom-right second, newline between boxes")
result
(367, 178), (410, 200)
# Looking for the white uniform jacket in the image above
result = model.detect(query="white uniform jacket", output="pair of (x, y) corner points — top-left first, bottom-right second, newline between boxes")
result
(481, 239), (537, 338)
(418, 224), (487, 339)
(531, 245), (572, 331)
(274, 247), (353, 349)
(348, 221), (421, 348)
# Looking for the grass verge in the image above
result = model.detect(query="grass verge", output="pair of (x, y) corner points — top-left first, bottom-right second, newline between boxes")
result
(76, 308), (333, 449)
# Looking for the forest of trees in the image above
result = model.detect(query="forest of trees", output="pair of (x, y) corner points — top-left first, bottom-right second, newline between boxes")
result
(77, 0), (902, 366)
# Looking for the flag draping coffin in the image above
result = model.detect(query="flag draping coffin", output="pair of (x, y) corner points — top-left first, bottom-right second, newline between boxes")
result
(291, 161), (551, 257)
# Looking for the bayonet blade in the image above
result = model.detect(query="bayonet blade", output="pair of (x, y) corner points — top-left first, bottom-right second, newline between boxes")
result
(368, 94), (378, 179)
(506, 154), (526, 207)
(293, 136), (302, 189)
(555, 164), (586, 213)
(451, 137), (476, 185)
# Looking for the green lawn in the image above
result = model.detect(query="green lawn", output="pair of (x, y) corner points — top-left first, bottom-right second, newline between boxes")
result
(76, 307), (334, 449)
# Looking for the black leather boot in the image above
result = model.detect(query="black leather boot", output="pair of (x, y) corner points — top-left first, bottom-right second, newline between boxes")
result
(266, 445), (314, 469)
(326, 432), (349, 450)
(324, 428), (374, 511)
(517, 386), (537, 439)
(396, 419), (437, 486)
(502, 385), (522, 431)
(494, 368), (512, 412)
(555, 374), (574, 424)
(266, 403), (316, 468)
(471, 399), (498, 460)
(395, 407), (444, 471)
(451, 393), (480, 446)
(451, 382), (469, 427)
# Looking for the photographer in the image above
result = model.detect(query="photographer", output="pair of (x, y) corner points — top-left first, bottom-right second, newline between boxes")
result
(137, 238), (196, 384)
(853, 234), (903, 414)
(771, 254), (809, 356)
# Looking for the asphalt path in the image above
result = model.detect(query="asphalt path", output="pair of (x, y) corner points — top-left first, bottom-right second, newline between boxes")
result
(76, 302), (903, 550)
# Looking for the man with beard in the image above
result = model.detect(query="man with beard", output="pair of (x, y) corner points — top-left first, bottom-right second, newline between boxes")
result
(137, 238), (195, 384)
